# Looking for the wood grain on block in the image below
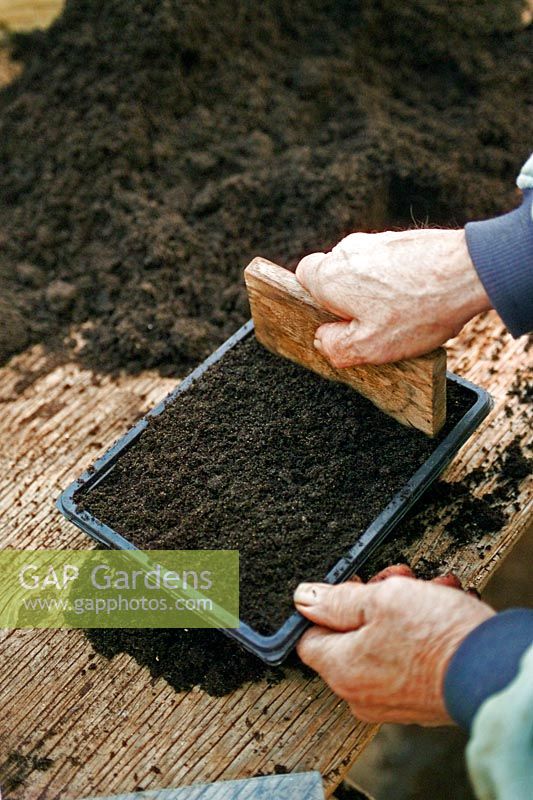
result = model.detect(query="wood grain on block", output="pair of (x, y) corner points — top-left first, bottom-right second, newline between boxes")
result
(244, 257), (447, 436)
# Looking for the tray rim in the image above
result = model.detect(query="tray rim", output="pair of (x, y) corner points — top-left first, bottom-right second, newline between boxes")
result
(57, 320), (493, 665)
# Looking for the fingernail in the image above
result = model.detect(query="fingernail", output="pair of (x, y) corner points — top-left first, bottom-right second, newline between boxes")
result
(294, 583), (326, 605)
(314, 338), (323, 353)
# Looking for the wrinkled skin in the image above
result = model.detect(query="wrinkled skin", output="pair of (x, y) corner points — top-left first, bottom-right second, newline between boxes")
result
(295, 229), (491, 367)
(295, 565), (495, 726)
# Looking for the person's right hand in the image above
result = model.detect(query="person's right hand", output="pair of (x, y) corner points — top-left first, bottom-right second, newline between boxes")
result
(295, 566), (495, 726)
(295, 228), (491, 367)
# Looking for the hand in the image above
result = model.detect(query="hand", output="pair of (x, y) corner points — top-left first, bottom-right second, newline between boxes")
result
(295, 566), (495, 725)
(295, 229), (491, 367)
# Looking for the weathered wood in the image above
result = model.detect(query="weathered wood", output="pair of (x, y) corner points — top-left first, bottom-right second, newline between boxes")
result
(0, 312), (530, 800)
(244, 257), (447, 436)
(0, 1), (64, 32)
(0, 48), (21, 84)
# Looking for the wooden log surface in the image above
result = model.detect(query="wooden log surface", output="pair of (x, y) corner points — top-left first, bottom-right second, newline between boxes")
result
(0, 48), (21, 83)
(0, 311), (531, 800)
(0, 1), (64, 33)
(245, 257), (447, 436)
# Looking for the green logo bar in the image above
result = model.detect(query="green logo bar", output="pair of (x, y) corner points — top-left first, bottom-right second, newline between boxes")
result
(0, 550), (239, 629)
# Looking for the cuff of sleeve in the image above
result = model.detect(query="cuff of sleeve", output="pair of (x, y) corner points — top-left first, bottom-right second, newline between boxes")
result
(444, 608), (533, 731)
(465, 190), (533, 337)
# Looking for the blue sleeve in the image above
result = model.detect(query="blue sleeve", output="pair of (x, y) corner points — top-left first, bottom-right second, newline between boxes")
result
(444, 608), (533, 731)
(465, 189), (533, 338)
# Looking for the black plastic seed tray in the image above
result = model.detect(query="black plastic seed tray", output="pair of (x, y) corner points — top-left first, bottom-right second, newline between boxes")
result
(57, 320), (493, 665)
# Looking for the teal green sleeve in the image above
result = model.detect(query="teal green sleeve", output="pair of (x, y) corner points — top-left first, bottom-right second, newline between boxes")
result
(466, 642), (533, 800)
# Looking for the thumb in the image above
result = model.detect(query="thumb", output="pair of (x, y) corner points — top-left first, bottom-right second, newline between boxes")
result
(314, 320), (366, 368)
(294, 581), (371, 631)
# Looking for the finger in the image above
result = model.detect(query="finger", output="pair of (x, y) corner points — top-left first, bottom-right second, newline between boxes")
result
(432, 573), (463, 590)
(315, 320), (367, 368)
(295, 252), (327, 295)
(296, 624), (350, 676)
(368, 564), (416, 583)
(348, 700), (452, 726)
(294, 581), (370, 631)
(296, 252), (355, 318)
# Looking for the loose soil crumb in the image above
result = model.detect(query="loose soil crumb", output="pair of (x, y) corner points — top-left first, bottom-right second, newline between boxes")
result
(0, 1), (531, 374)
(79, 337), (474, 633)
(361, 435), (532, 580)
(88, 626), (281, 698)
(0, 751), (53, 794)
(445, 497), (507, 542)
(497, 440), (532, 482)
(508, 368), (533, 405)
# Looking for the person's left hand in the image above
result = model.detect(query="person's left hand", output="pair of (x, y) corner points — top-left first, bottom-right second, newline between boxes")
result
(295, 566), (495, 725)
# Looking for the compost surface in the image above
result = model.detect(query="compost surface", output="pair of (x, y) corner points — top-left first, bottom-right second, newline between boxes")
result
(0, 0), (532, 371)
(80, 337), (474, 632)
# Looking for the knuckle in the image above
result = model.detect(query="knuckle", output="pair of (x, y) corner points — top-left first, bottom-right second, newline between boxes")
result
(295, 639), (312, 667)
(296, 628), (313, 655)
(296, 628), (323, 668)
(295, 257), (307, 275)
(361, 336), (393, 365)
(321, 325), (364, 369)
(354, 706), (380, 723)
(315, 252), (337, 282)
(296, 251), (329, 286)
(375, 575), (408, 604)
(348, 700), (375, 722)
(329, 592), (348, 622)
(329, 677), (352, 700)
(295, 260), (310, 284)
(333, 232), (368, 253)
(326, 343), (363, 369)
(295, 255), (318, 283)
(327, 351), (353, 369)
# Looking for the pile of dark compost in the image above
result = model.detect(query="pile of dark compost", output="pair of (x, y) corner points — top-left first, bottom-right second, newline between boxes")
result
(78, 338), (475, 633)
(0, 0), (531, 371)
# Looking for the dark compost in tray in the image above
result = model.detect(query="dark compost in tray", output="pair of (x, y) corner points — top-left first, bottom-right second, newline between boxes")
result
(77, 337), (476, 635)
